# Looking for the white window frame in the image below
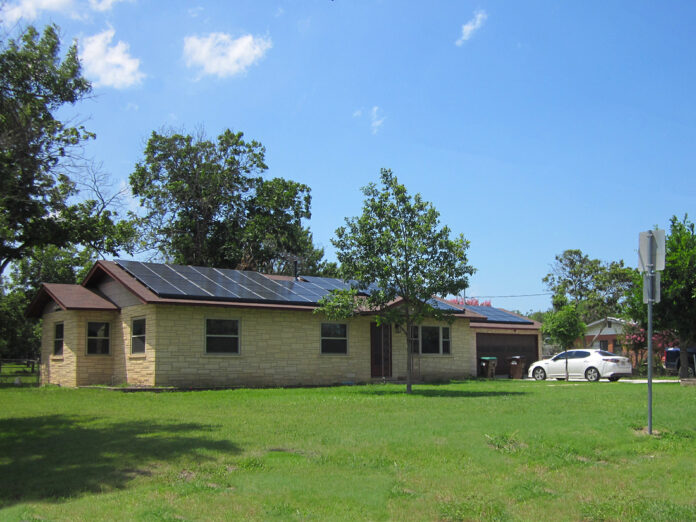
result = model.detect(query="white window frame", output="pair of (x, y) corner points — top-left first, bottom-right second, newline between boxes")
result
(409, 325), (451, 355)
(86, 321), (110, 355)
(131, 317), (146, 355)
(205, 318), (240, 355)
(320, 322), (348, 355)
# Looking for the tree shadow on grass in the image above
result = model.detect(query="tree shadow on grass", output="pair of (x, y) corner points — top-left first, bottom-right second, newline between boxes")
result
(0, 415), (240, 508)
(358, 388), (527, 398)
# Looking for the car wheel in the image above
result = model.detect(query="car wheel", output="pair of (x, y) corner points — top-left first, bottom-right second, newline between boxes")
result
(532, 367), (546, 381)
(585, 367), (600, 382)
(608, 376), (620, 382)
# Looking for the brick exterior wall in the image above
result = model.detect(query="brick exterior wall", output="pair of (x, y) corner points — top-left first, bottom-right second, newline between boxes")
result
(41, 302), (478, 387)
(392, 319), (476, 381)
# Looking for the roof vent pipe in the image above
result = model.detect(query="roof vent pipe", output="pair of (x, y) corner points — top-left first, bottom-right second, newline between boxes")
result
(294, 260), (299, 281)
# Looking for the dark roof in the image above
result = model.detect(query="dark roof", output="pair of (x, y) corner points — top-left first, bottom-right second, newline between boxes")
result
(26, 259), (538, 329)
(26, 283), (118, 318)
(463, 305), (535, 325)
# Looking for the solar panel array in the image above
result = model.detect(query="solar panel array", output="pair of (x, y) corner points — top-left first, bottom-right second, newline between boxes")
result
(115, 261), (531, 324)
(463, 304), (533, 324)
(116, 260), (355, 305)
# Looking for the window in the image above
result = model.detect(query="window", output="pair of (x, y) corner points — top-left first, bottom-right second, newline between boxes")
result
(131, 318), (146, 354)
(410, 325), (451, 355)
(87, 322), (110, 355)
(574, 350), (591, 359)
(599, 340), (609, 350)
(321, 323), (347, 354)
(54, 323), (64, 356)
(206, 319), (239, 354)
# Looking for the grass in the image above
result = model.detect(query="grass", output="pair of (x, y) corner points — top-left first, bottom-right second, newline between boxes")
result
(0, 380), (695, 520)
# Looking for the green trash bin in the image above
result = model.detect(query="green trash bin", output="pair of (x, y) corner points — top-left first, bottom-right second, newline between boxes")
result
(479, 357), (497, 378)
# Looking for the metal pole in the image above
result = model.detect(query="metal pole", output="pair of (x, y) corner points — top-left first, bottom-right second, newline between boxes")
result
(647, 231), (654, 435)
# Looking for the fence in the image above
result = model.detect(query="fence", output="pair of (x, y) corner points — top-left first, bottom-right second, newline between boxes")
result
(0, 359), (40, 387)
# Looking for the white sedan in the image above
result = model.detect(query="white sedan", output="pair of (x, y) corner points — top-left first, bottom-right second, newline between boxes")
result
(528, 349), (632, 382)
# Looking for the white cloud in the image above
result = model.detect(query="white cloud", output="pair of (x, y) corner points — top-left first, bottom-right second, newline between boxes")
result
(370, 106), (385, 134)
(183, 32), (272, 78)
(1, 0), (73, 25)
(455, 10), (487, 46)
(81, 28), (145, 88)
(274, 6), (284, 18)
(352, 108), (363, 118)
(188, 5), (203, 18)
(88, 0), (130, 11)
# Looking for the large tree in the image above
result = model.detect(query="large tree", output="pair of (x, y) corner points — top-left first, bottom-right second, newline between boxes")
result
(318, 169), (475, 393)
(543, 249), (634, 325)
(130, 129), (322, 271)
(0, 25), (131, 274)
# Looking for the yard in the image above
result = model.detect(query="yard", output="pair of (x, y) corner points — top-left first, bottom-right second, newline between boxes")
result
(1, 380), (695, 521)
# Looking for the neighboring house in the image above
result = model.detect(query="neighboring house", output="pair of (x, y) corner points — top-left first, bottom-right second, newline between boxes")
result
(27, 260), (542, 388)
(580, 317), (632, 352)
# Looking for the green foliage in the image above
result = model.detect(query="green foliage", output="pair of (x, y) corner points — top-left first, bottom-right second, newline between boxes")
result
(0, 245), (96, 358)
(623, 216), (696, 376)
(328, 169), (474, 326)
(319, 168), (474, 391)
(0, 25), (133, 274)
(130, 129), (322, 272)
(543, 249), (634, 322)
(315, 288), (359, 320)
(541, 304), (585, 350)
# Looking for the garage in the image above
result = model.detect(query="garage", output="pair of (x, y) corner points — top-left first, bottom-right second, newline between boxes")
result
(476, 333), (539, 376)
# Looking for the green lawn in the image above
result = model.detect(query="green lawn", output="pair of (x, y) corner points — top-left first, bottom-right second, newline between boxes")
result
(1, 380), (694, 521)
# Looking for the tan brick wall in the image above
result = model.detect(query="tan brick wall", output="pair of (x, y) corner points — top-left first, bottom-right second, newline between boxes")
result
(40, 310), (78, 387)
(116, 304), (156, 386)
(151, 306), (476, 387)
(391, 319), (477, 381)
(41, 302), (478, 388)
(151, 305), (374, 387)
(73, 311), (120, 386)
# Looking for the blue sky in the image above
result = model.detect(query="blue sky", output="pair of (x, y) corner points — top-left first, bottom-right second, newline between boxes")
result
(4, 1), (695, 313)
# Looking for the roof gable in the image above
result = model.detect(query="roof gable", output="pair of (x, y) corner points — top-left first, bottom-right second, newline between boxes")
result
(26, 283), (118, 318)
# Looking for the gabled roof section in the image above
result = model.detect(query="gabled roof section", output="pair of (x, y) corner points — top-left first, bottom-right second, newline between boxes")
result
(26, 283), (118, 318)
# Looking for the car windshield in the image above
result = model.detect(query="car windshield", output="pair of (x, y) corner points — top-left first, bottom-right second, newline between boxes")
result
(597, 350), (615, 357)
(552, 352), (570, 361)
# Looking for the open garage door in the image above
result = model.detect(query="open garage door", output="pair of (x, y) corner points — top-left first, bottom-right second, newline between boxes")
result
(476, 333), (538, 376)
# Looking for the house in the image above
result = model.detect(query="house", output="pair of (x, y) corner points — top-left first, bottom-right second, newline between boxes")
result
(27, 260), (542, 388)
(581, 317), (631, 352)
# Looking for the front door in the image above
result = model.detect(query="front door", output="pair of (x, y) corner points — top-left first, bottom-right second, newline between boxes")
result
(371, 322), (392, 378)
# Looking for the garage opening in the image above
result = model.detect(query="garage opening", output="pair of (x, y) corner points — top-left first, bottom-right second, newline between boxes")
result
(476, 333), (538, 376)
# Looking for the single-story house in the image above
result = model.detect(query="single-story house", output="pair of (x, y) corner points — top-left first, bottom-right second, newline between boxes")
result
(580, 317), (631, 352)
(27, 260), (542, 388)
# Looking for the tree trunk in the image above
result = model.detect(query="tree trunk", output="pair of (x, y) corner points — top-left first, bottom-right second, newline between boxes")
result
(406, 320), (413, 394)
(679, 339), (693, 378)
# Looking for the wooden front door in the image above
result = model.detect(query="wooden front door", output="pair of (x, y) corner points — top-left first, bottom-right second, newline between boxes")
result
(370, 322), (392, 378)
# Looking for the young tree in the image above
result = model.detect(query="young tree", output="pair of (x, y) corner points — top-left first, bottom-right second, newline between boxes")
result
(130, 129), (318, 271)
(0, 25), (131, 274)
(543, 249), (634, 325)
(318, 169), (475, 393)
(541, 304), (586, 380)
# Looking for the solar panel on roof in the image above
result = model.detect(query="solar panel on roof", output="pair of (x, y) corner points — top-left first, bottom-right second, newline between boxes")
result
(464, 305), (533, 324)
